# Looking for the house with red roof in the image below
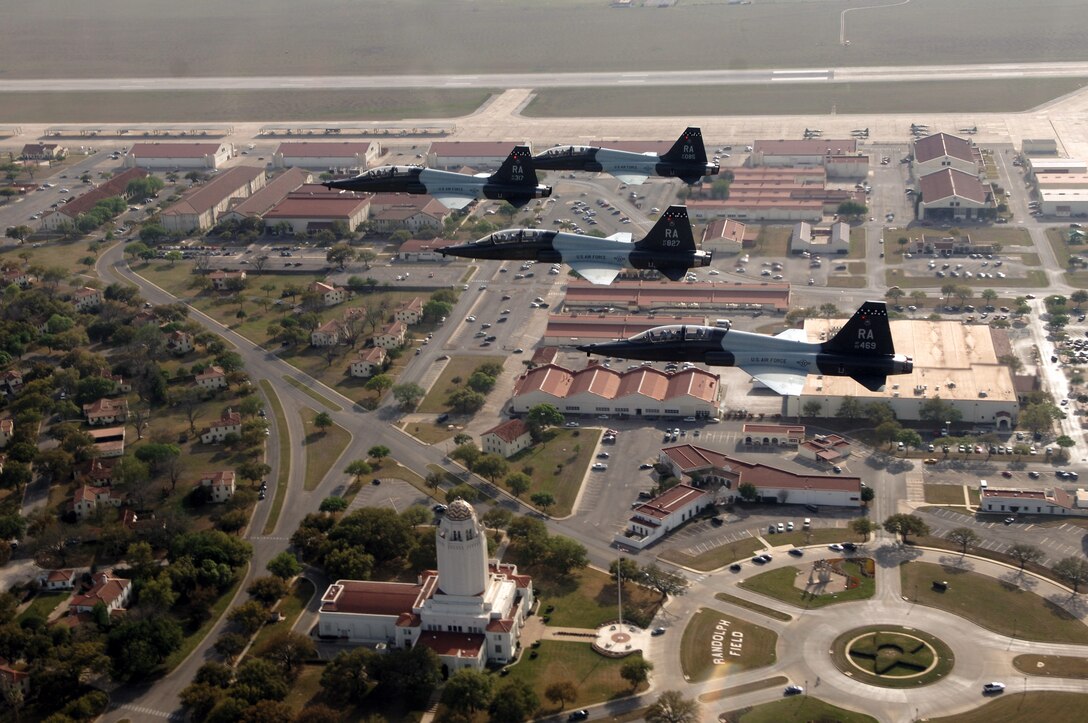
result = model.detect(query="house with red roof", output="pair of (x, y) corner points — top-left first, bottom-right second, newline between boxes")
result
(349, 346), (387, 378)
(38, 569), (80, 591)
(198, 470), (236, 503)
(0, 418), (12, 448)
(0, 659), (31, 698)
(200, 408), (242, 444)
(71, 485), (124, 520)
(616, 483), (712, 550)
(83, 397), (128, 426)
(167, 330), (194, 355)
(207, 270), (247, 291)
(309, 280), (350, 307)
(482, 419), (532, 458)
(373, 321), (407, 350)
(395, 297), (424, 325)
(69, 571), (132, 614)
(195, 365), (228, 390)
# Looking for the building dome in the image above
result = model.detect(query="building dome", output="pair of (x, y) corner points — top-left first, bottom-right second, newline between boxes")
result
(446, 497), (475, 521)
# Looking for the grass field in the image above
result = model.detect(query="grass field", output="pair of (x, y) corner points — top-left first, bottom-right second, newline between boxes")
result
(259, 380), (291, 535)
(503, 641), (648, 715)
(1046, 228), (1088, 286)
(250, 578), (315, 655)
(740, 559), (876, 609)
(659, 535), (765, 572)
(699, 677), (788, 704)
(1014, 654), (1088, 679)
(830, 625), (955, 688)
(721, 696), (878, 723)
(16, 592), (67, 623)
(901, 561), (1088, 644)
(537, 566), (660, 630)
(299, 407), (351, 492)
(526, 77), (1088, 118)
(929, 692), (1088, 723)
(713, 593), (792, 622)
(417, 354), (505, 414)
(508, 428), (600, 517)
(6, 1), (1088, 80)
(924, 483), (968, 505)
(680, 608), (777, 682)
(0, 89), (492, 123)
(887, 269), (1049, 289)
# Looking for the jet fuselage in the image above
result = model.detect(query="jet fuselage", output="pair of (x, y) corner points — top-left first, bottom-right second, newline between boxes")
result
(325, 165), (550, 208)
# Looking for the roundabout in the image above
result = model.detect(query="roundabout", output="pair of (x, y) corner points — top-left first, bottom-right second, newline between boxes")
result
(831, 625), (955, 688)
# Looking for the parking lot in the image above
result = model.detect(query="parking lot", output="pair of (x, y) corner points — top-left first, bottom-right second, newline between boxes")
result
(920, 506), (1087, 567)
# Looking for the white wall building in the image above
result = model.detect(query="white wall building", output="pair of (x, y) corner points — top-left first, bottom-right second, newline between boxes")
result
(789, 221), (850, 255)
(481, 419), (533, 459)
(124, 142), (233, 170)
(979, 487), (1088, 518)
(198, 470), (236, 503)
(615, 483), (712, 550)
(317, 500), (534, 672)
(273, 141), (381, 170)
(200, 409), (242, 444)
(349, 347), (386, 378)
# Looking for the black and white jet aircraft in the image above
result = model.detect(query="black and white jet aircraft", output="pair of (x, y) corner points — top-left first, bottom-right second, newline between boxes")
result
(440, 206), (710, 284)
(577, 301), (913, 395)
(532, 127), (719, 185)
(323, 146), (550, 210)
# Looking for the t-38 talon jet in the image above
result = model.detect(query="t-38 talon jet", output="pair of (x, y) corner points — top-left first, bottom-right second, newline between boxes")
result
(577, 301), (913, 395)
(532, 127), (719, 184)
(323, 146), (550, 209)
(440, 205), (710, 284)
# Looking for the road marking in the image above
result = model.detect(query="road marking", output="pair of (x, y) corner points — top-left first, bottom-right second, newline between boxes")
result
(1025, 524), (1035, 530)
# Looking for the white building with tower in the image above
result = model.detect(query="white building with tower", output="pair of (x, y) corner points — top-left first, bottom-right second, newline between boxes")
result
(317, 499), (534, 673)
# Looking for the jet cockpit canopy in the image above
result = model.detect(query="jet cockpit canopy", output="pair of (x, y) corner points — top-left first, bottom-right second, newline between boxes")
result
(631, 325), (725, 344)
(356, 165), (422, 180)
(537, 145), (595, 158)
(479, 228), (552, 245)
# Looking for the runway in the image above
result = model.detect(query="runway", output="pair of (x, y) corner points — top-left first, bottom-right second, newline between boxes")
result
(3, 61), (1088, 93)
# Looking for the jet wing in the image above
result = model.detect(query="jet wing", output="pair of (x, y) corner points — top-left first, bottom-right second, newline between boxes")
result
(740, 367), (806, 396)
(568, 262), (621, 286)
(613, 173), (649, 185)
(605, 232), (633, 243)
(774, 329), (809, 343)
(431, 194), (476, 210)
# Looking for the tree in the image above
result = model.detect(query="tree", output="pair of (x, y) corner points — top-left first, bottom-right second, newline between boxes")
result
(446, 483), (479, 504)
(1072, 289), (1088, 309)
(446, 387), (486, 414)
(107, 616), (183, 680)
(1056, 435), (1075, 452)
(946, 527), (981, 554)
(641, 564), (690, 599)
(320, 648), (376, 705)
(473, 453), (509, 484)
(481, 506), (513, 530)
(818, 302), (840, 321)
(441, 669), (494, 714)
(365, 373), (393, 394)
(344, 459), (372, 485)
(620, 658), (654, 689)
(373, 645), (441, 708)
(214, 632), (249, 663)
(268, 551), (302, 580)
(233, 657), (290, 703)
(1008, 543), (1044, 570)
(313, 411), (334, 435)
(896, 428), (923, 452)
(248, 575), (289, 605)
(646, 690), (700, 723)
(530, 491), (556, 514)
(850, 517), (878, 539)
(527, 403), (564, 442)
(367, 445), (390, 466)
(1022, 402), (1060, 436)
(836, 396), (864, 419)
(860, 486), (875, 503)
(228, 600), (269, 635)
(5, 225), (33, 244)
(801, 400), (823, 419)
(327, 244), (355, 270)
(610, 557), (641, 585)
(487, 679), (538, 723)
(885, 287), (905, 303)
(544, 680), (578, 710)
(392, 382), (425, 410)
(505, 472), (531, 498)
(837, 201), (868, 219)
(543, 535), (589, 576)
(1053, 556), (1088, 593)
(256, 630), (317, 678)
(737, 482), (758, 502)
(882, 513), (929, 543)
(320, 496), (348, 513)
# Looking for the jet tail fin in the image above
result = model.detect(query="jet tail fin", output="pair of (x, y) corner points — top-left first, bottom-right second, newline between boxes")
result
(660, 127), (707, 165)
(634, 206), (696, 254)
(821, 301), (895, 357)
(490, 146), (539, 187)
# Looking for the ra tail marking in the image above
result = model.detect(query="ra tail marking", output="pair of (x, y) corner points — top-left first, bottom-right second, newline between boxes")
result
(821, 301), (894, 356)
(490, 145), (539, 186)
(660, 127), (707, 164)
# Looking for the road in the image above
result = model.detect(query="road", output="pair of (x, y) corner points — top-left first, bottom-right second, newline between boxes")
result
(7, 61), (1088, 92)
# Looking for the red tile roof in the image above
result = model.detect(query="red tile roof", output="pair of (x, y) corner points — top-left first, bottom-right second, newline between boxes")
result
(563, 280), (791, 312)
(162, 166), (264, 216)
(54, 168), (149, 219)
(264, 194), (370, 220)
(515, 364), (718, 403)
(416, 631), (485, 658)
(320, 580), (425, 616)
(70, 572), (130, 610)
(276, 142), (377, 157)
(753, 139), (857, 155)
(128, 142), (223, 158)
(484, 418), (530, 443)
(913, 132), (975, 164)
(662, 445), (862, 492)
(632, 483), (709, 520)
(919, 169), (989, 204)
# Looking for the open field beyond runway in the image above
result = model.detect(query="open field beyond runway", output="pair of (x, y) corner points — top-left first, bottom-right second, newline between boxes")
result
(3, 0), (1088, 80)
(524, 78), (1088, 118)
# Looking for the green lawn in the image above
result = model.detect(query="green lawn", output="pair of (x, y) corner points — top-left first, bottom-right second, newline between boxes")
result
(831, 625), (955, 688)
(924, 484), (968, 505)
(887, 269), (1049, 289)
(713, 593), (793, 622)
(508, 428), (601, 517)
(722, 696), (877, 723)
(502, 641), (648, 715)
(283, 375), (343, 412)
(901, 562), (1088, 644)
(680, 608), (777, 683)
(1014, 654), (1088, 679)
(1046, 228), (1088, 286)
(930, 692), (1088, 723)
(0, 237), (105, 280)
(417, 354), (506, 414)
(250, 578), (315, 654)
(16, 592), (67, 623)
(300, 407), (351, 492)
(740, 559), (876, 609)
(537, 567), (661, 630)
(747, 226), (791, 257)
(659, 536), (765, 572)
(401, 419), (458, 445)
(259, 380), (291, 536)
